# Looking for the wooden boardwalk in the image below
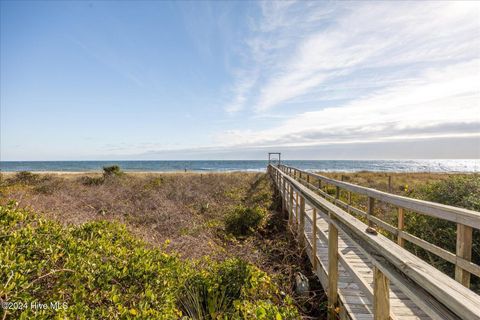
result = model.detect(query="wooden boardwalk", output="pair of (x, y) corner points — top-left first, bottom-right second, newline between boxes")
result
(269, 164), (480, 320)
(298, 203), (428, 320)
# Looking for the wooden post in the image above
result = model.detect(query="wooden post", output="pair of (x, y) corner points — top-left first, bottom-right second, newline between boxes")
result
(373, 266), (390, 320)
(289, 185), (294, 225)
(307, 174), (310, 184)
(281, 177), (286, 215)
(397, 207), (405, 247)
(318, 179), (322, 189)
(299, 196), (305, 248)
(312, 208), (317, 270)
(335, 186), (340, 200)
(347, 192), (352, 214)
(328, 222), (338, 320)
(295, 193), (299, 225)
(455, 223), (473, 288)
(367, 196), (375, 227)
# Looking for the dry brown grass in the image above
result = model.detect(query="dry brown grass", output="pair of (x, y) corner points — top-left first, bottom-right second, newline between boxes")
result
(0, 172), (259, 259)
(0, 171), (327, 318)
(0, 171), (460, 264)
(3, 170), (466, 317)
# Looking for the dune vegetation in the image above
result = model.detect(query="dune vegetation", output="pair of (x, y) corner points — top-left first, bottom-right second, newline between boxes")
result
(0, 168), (478, 319)
(0, 202), (298, 319)
(321, 171), (480, 292)
(0, 168), (323, 319)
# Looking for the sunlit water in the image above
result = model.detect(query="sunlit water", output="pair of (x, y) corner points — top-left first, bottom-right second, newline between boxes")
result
(0, 160), (478, 172)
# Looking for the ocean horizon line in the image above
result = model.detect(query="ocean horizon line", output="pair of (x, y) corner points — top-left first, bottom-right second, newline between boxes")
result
(1, 159), (478, 173)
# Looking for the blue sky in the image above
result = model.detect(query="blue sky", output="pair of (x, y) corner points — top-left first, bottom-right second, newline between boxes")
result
(1, 1), (479, 160)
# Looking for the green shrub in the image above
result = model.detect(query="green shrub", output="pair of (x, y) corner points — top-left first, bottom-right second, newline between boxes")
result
(103, 165), (123, 178)
(179, 259), (248, 319)
(11, 171), (38, 184)
(0, 201), (184, 319)
(225, 205), (267, 236)
(411, 175), (480, 292)
(415, 175), (480, 211)
(179, 258), (298, 319)
(0, 202), (298, 319)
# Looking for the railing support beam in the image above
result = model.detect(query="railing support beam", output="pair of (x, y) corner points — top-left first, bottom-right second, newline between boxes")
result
(299, 196), (305, 248)
(397, 207), (405, 247)
(295, 193), (299, 225)
(373, 266), (390, 320)
(455, 223), (472, 288)
(289, 185), (294, 225)
(328, 222), (338, 320)
(367, 196), (375, 227)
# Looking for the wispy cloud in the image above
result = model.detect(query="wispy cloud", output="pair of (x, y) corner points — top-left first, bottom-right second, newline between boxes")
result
(218, 59), (480, 148)
(224, 70), (257, 113)
(221, 1), (480, 151)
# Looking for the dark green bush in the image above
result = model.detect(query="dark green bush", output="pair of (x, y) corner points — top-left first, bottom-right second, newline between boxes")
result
(225, 205), (267, 236)
(179, 258), (297, 319)
(179, 259), (249, 319)
(0, 201), (184, 319)
(103, 165), (123, 178)
(11, 171), (38, 184)
(415, 175), (480, 211)
(411, 175), (480, 292)
(0, 202), (298, 319)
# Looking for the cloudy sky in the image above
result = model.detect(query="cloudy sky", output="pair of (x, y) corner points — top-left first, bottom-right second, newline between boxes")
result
(1, 1), (479, 160)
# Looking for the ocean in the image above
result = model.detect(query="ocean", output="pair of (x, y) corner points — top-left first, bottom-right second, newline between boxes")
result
(0, 160), (478, 173)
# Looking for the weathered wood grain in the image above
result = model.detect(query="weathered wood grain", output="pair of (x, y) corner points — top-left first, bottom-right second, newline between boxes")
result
(328, 221), (339, 320)
(374, 266), (390, 320)
(280, 165), (480, 229)
(455, 224), (473, 287)
(270, 165), (480, 320)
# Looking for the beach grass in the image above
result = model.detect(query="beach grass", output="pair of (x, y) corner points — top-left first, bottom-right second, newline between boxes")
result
(0, 169), (478, 318)
(0, 170), (325, 319)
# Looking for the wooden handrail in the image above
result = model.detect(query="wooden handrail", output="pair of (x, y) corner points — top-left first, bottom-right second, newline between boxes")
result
(277, 164), (480, 289)
(269, 165), (480, 320)
(279, 165), (480, 228)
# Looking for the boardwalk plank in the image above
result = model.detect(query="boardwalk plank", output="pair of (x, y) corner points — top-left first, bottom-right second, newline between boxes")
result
(302, 201), (432, 320)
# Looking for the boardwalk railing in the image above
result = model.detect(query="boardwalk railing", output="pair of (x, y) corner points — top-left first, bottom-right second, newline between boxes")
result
(269, 164), (480, 320)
